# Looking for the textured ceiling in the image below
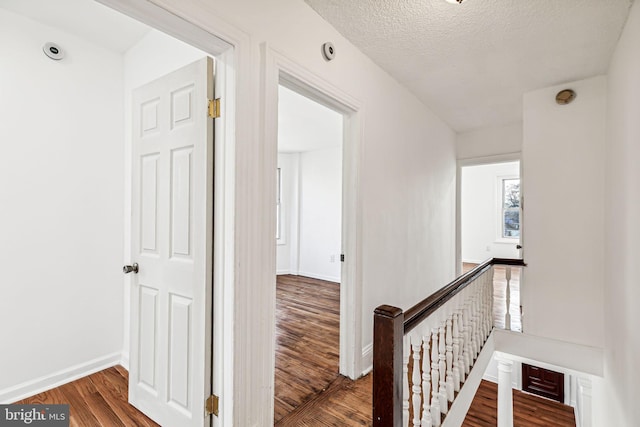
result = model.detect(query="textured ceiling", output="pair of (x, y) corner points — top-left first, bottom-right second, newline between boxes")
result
(304, 0), (632, 132)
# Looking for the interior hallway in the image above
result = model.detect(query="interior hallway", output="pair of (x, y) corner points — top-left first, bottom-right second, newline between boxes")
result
(14, 270), (567, 427)
(15, 365), (574, 427)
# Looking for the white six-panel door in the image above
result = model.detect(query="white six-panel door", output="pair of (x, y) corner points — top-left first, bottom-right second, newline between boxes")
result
(129, 57), (213, 427)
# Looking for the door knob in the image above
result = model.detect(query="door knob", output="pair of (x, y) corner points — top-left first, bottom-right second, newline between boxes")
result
(516, 245), (522, 249)
(123, 263), (139, 274)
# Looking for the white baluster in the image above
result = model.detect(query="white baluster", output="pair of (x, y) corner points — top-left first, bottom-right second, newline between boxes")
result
(452, 312), (461, 391)
(403, 337), (410, 427)
(421, 334), (432, 427)
(480, 276), (486, 342)
(411, 338), (422, 427)
(489, 266), (496, 330)
(485, 273), (492, 338)
(505, 266), (512, 331)
(430, 328), (441, 427)
(462, 305), (471, 374)
(445, 317), (454, 402)
(469, 301), (478, 360)
(482, 274), (490, 340)
(438, 325), (448, 415)
(474, 293), (482, 355)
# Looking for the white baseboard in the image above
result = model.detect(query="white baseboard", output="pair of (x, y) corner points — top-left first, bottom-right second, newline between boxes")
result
(482, 372), (498, 383)
(120, 351), (130, 371)
(297, 270), (341, 283)
(0, 352), (122, 404)
(276, 270), (341, 283)
(361, 343), (373, 376)
(482, 372), (519, 389)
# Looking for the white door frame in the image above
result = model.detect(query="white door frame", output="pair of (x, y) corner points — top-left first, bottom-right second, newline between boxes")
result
(95, 1), (365, 425)
(263, 46), (364, 380)
(96, 1), (240, 425)
(456, 152), (522, 276)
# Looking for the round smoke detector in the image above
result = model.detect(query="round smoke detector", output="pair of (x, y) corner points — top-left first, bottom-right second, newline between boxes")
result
(555, 89), (576, 105)
(43, 42), (65, 60)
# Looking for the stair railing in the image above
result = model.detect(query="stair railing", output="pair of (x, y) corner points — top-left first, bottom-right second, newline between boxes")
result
(372, 258), (526, 427)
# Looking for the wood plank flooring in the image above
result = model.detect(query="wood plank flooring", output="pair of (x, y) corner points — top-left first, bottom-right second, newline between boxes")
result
(14, 272), (571, 427)
(463, 380), (576, 427)
(276, 373), (372, 426)
(14, 366), (159, 427)
(14, 366), (575, 426)
(274, 274), (341, 423)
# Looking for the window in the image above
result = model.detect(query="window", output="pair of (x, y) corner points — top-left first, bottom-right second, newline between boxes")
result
(502, 178), (520, 238)
(276, 167), (282, 241)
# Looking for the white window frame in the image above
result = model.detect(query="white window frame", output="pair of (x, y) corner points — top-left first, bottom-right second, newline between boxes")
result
(496, 175), (520, 242)
(276, 167), (285, 244)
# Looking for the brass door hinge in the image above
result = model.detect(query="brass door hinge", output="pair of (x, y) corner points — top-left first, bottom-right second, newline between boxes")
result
(208, 98), (221, 119)
(206, 394), (219, 417)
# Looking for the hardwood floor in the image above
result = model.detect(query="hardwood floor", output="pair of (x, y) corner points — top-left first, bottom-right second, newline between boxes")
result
(274, 274), (341, 423)
(276, 374), (372, 426)
(14, 366), (574, 427)
(14, 366), (159, 427)
(13, 272), (568, 427)
(463, 380), (576, 427)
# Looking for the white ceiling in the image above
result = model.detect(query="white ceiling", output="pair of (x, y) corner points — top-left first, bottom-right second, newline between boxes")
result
(0, 0), (150, 53)
(304, 0), (632, 133)
(278, 85), (343, 153)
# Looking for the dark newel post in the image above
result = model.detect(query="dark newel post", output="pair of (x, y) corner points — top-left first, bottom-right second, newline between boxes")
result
(373, 304), (404, 427)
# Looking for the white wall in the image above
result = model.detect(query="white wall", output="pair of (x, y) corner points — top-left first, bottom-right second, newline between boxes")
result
(0, 9), (124, 400)
(522, 76), (605, 349)
(277, 148), (342, 282)
(603, 1), (640, 425)
(121, 29), (206, 365)
(457, 122), (522, 160)
(298, 147), (342, 282)
(461, 162), (520, 263)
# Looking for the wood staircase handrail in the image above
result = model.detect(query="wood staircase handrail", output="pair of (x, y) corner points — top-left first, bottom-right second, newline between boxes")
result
(373, 257), (526, 426)
(403, 258), (526, 335)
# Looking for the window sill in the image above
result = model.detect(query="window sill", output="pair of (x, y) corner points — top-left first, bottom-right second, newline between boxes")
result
(494, 238), (519, 245)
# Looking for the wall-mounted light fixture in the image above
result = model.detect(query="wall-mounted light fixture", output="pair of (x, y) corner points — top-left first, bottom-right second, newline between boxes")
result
(555, 89), (576, 105)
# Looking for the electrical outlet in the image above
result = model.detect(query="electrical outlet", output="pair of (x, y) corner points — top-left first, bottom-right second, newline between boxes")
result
(330, 254), (336, 263)
(486, 245), (491, 252)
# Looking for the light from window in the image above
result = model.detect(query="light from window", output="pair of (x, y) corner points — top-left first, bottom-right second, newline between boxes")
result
(502, 178), (520, 238)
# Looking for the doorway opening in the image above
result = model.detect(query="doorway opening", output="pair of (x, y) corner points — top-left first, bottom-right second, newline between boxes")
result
(459, 159), (523, 331)
(274, 84), (344, 422)
(0, 0), (234, 425)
